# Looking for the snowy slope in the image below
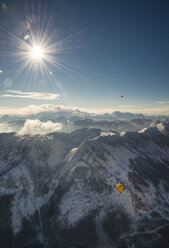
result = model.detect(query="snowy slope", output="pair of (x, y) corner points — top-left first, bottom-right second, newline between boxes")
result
(0, 124), (169, 248)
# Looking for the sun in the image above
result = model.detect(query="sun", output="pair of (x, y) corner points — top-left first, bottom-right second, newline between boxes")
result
(2, 17), (81, 79)
(30, 46), (44, 59)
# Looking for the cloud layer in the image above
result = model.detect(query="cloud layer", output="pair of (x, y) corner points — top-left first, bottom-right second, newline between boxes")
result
(1, 90), (60, 100)
(0, 103), (169, 117)
(18, 119), (62, 135)
(0, 104), (84, 116)
(156, 101), (169, 105)
(0, 123), (14, 133)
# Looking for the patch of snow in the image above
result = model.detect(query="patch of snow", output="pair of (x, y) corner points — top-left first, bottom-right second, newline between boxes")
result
(139, 128), (147, 133)
(100, 131), (117, 136)
(157, 123), (165, 132)
(67, 147), (78, 162)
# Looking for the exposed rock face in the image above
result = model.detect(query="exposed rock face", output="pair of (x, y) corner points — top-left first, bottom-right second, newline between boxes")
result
(0, 124), (169, 248)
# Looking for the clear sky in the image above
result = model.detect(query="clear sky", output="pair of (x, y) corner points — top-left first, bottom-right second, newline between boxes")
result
(0, 0), (169, 115)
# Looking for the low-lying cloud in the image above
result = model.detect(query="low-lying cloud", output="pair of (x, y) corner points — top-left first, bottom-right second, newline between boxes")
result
(1, 90), (60, 100)
(18, 119), (62, 135)
(0, 123), (14, 133)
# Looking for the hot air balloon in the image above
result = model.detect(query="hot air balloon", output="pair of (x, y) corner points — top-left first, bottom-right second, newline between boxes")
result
(116, 183), (125, 193)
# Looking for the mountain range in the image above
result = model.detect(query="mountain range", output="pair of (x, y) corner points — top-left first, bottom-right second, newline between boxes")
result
(0, 120), (169, 247)
(0, 109), (168, 135)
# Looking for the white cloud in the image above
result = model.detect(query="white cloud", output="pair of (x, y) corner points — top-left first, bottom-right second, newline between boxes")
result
(113, 106), (169, 115)
(156, 101), (169, 105)
(85, 106), (169, 115)
(0, 104), (81, 116)
(1, 90), (60, 100)
(0, 123), (14, 133)
(0, 103), (169, 117)
(17, 119), (62, 135)
(118, 105), (133, 108)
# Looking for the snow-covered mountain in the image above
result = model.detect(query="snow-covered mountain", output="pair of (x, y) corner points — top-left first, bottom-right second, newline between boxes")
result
(1, 108), (169, 135)
(0, 123), (169, 248)
(73, 118), (153, 133)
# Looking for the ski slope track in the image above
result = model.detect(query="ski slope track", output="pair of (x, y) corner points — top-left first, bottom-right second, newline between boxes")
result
(0, 123), (169, 248)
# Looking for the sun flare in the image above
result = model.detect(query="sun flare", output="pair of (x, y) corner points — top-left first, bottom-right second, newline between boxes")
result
(31, 46), (43, 59)
(2, 14), (80, 80)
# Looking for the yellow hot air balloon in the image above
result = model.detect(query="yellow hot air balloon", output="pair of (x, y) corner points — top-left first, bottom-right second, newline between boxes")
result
(116, 183), (125, 193)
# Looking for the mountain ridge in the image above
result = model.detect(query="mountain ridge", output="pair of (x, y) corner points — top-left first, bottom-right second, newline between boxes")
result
(0, 123), (169, 247)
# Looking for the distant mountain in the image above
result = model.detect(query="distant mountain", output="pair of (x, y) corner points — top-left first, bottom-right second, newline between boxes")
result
(111, 111), (145, 120)
(73, 118), (153, 133)
(0, 112), (154, 134)
(0, 110), (150, 124)
(0, 109), (169, 135)
(0, 122), (169, 247)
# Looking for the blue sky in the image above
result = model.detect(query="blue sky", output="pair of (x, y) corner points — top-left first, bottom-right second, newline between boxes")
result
(0, 0), (169, 115)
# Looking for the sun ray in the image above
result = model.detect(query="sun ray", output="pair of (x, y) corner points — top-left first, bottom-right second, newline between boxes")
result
(0, 4), (95, 96)
(0, 22), (81, 79)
